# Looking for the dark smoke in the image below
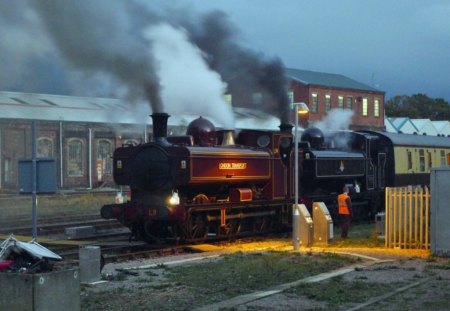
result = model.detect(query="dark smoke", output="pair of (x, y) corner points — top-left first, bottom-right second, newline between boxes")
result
(24, 1), (289, 123)
(30, 0), (163, 112)
(185, 11), (291, 124)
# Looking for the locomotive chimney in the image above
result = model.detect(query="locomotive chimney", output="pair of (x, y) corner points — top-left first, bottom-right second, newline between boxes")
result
(279, 123), (294, 133)
(151, 113), (170, 143)
(221, 130), (235, 146)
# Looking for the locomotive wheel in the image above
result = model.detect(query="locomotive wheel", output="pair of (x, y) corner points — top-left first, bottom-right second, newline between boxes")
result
(140, 221), (170, 244)
(191, 222), (208, 239)
(220, 219), (241, 237)
(186, 213), (209, 239)
(252, 215), (273, 233)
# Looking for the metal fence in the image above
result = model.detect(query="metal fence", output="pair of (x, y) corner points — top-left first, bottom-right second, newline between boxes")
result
(385, 186), (430, 249)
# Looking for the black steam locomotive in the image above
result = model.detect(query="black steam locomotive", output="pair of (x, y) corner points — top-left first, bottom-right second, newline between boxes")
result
(101, 113), (450, 242)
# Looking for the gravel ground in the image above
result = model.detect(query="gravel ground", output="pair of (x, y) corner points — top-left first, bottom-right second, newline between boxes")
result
(83, 241), (450, 311)
(236, 257), (450, 311)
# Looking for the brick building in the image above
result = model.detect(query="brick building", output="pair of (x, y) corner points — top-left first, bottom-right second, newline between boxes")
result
(286, 68), (385, 130)
(0, 91), (279, 192)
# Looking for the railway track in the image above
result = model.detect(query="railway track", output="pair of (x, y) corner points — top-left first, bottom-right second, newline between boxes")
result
(0, 214), (123, 236)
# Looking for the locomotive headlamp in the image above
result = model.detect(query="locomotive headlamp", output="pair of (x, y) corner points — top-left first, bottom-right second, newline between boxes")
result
(169, 190), (180, 205)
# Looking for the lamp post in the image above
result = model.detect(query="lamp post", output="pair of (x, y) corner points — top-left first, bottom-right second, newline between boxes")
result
(293, 102), (309, 250)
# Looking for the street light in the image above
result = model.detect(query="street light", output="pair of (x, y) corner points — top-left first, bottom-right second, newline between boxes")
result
(293, 102), (309, 250)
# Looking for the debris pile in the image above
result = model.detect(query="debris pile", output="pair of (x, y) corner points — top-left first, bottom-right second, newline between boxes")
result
(0, 235), (62, 273)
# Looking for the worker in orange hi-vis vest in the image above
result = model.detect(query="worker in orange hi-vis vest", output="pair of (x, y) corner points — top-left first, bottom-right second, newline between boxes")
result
(337, 186), (353, 238)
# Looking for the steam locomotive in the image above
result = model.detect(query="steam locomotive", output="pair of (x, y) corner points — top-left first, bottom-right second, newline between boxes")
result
(101, 113), (450, 242)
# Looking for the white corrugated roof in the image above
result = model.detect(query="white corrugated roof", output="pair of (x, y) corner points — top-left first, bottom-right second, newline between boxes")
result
(0, 91), (280, 130)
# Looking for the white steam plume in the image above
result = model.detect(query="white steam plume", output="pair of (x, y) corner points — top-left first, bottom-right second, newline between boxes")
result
(145, 23), (235, 129)
(313, 108), (354, 131)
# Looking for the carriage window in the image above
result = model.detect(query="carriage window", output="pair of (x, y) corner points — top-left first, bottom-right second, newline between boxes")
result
(440, 150), (446, 166)
(419, 149), (425, 172)
(67, 138), (83, 176)
(427, 151), (432, 170)
(37, 137), (54, 157)
(407, 151), (412, 170)
(97, 139), (112, 176)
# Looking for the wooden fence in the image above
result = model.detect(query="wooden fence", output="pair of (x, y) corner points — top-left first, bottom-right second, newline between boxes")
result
(385, 186), (430, 249)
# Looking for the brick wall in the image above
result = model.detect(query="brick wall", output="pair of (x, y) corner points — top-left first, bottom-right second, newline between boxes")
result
(289, 82), (385, 130)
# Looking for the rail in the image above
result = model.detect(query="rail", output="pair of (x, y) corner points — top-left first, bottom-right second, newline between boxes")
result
(385, 186), (430, 249)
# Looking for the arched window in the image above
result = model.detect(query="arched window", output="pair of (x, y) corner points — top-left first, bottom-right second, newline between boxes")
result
(67, 138), (83, 177)
(97, 139), (112, 177)
(37, 137), (53, 157)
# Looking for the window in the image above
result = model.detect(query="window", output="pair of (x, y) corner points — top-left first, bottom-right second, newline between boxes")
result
(427, 151), (432, 170)
(37, 137), (53, 157)
(374, 99), (380, 117)
(338, 96), (344, 109)
(362, 98), (368, 116)
(67, 138), (83, 177)
(4, 157), (12, 183)
(325, 95), (331, 111)
(311, 93), (318, 113)
(97, 139), (112, 176)
(419, 149), (425, 172)
(346, 96), (353, 109)
(407, 151), (412, 170)
(287, 90), (294, 109)
(440, 150), (446, 166)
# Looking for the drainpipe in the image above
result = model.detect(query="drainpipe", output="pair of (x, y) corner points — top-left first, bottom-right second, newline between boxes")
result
(144, 124), (148, 143)
(88, 128), (93, 189)
(0, 127), (2, 189)
(59, 121), (64, 189)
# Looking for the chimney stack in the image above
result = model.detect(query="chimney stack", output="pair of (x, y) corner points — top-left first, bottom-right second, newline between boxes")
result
(151, 113), (170, 143)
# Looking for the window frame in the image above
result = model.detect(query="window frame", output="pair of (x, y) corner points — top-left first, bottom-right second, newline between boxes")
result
(374, 98), (380, 117)
(37, 137), (54, 158)
(97, 139), (113, 176)
(325, 94), (331, 111)
(311, 93), (318, 113)
(67, 138), (84, 177)
(362, 98), (368, 117)
(338, 96), (344, 109)
(346, 96), (353, 110)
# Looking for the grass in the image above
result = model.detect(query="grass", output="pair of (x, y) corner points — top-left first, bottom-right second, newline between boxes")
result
(0, 192), (114, 221)
(81, 251), (358, 311)
(286, 276), (404, 308)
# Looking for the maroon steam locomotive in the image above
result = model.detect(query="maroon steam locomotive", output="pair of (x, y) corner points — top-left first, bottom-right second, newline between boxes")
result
(101, 112), (387, 243)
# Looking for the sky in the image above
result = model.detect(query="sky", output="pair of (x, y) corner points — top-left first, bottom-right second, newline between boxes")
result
(1, 0), (449, 117)
(180, 0), (450, 102)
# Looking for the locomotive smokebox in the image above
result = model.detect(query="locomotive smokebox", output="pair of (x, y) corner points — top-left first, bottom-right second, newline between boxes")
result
(279, 123), (294, 133)
(151, 112), (170, 142)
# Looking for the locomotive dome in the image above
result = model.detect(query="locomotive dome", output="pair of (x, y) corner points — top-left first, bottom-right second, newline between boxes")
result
(301, 127), (325, 148)
(187, 116), (217, 146)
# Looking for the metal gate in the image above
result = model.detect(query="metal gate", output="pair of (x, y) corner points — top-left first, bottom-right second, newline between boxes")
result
(385, 186), (430, 249)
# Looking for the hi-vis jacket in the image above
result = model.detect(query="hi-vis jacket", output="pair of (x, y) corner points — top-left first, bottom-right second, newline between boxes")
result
(338, 193), (351, 215)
